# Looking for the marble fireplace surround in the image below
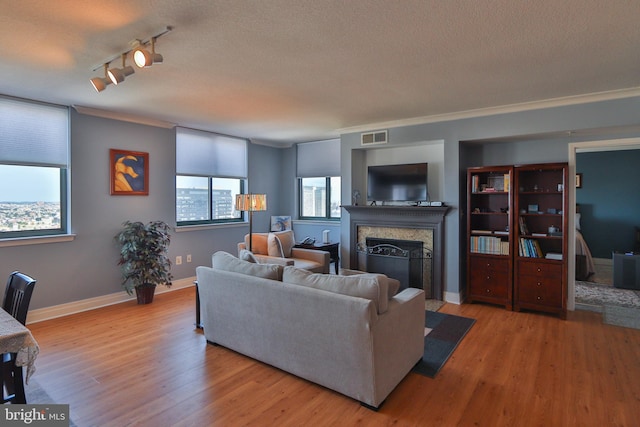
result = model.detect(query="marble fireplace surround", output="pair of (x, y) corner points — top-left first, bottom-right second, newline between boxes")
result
(342, 205), (450, 300)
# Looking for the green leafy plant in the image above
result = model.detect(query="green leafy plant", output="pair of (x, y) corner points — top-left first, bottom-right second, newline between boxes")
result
(115, 220), (173, 296)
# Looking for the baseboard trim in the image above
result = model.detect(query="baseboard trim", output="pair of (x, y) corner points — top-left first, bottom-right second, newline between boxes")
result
(26, 276), (196, 324)
(444, 291), (462, 305)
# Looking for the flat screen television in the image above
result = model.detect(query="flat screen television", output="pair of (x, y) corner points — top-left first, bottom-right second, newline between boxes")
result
(367, 163), (428, 203)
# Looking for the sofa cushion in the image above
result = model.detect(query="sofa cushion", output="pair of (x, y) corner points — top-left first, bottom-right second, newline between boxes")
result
(238, 249), (258, 263)
(268, 230), (295, 258)
(212, 251), (283, 280)
(244, 234), (269, 255)
(282, 266), (389, 314)
(339, 268), (400, 298)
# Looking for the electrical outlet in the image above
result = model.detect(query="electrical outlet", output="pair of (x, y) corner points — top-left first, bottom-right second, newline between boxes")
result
(186, 254), (192, 263)
(176, 256), (182, 265)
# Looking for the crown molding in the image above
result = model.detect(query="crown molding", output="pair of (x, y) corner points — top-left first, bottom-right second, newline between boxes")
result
(337, 87), (640, 135)
(73, 105), (176, 129)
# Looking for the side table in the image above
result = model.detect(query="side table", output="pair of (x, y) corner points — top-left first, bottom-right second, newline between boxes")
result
(294, 242), (340, 274)
(613, 251), (640, 290)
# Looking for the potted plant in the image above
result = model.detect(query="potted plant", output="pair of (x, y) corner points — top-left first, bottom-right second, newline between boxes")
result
(115, 220), (173, 304)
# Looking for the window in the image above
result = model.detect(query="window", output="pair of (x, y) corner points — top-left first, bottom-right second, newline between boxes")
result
(0, 96), (69, 239)
(297, 139), (341, 220)
(299, 176), (341, 219)
(176, 127), (247, 226)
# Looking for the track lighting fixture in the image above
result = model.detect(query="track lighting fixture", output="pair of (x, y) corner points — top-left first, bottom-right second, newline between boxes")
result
(89, 25), (172, 92)
(107, 54), (135, 85)
(133, 37), (163, 68)
(90, 64), (112, 93)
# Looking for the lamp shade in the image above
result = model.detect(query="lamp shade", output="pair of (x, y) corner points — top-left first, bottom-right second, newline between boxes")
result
(235, 194), (267, 212)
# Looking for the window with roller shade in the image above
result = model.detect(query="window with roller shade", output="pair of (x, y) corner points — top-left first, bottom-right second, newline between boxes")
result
(297, 139), (341, 220)
(176, 127), (247, 225)
(0, 96), (69, 239)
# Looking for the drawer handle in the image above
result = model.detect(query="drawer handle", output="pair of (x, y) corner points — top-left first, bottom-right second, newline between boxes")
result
(486, 276), (491, 280)
(486, 289), (491, 293)
(537, 268), (542, 272)
(537, 296), (542, 300)
(486, 263), (491, 267)
(537, 282), (542, 286)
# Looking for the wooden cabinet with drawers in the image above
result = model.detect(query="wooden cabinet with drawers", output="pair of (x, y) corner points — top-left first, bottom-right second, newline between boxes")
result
(466, 166), (513, 310)
(467, 162), (567, 318)
(513, 163), (568, 319)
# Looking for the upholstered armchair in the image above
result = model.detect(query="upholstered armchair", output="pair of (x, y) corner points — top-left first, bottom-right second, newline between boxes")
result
(237, 230), (330, 273)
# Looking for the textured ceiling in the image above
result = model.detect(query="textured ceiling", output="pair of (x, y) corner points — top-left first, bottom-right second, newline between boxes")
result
(1, 0), (639, 145)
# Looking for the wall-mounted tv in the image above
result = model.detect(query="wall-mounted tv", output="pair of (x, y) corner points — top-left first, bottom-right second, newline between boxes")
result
(367, 163), (428, 203)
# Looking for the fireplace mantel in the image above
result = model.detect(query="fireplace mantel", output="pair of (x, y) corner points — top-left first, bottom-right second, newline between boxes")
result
(342, 205), (450, 300)
(342, 205), (449, 222)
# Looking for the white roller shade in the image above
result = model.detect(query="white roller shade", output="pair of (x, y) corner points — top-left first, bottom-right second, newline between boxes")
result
(297, 139), (341, 177)
(176, 127), (247, 178)
(0, 96), (69, 167)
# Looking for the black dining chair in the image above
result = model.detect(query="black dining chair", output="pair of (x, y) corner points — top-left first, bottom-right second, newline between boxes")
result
(2, 271), (37, 404)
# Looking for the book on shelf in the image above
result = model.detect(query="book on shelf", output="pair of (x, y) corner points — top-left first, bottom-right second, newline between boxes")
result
(470, 235), (504, 255)
(503, 174), (510, 192)
(519, 238), (543, 258)
(518, 217), (529, 235)
(531, 232), (546, 237)
(545, 252), (563, 260)
(471, 229), (493, 234)
(472, 175), (479, 193)
(494, 230), (509, 235)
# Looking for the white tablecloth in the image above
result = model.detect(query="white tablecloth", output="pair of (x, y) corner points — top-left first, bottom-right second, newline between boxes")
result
(0, 309), (39, 383)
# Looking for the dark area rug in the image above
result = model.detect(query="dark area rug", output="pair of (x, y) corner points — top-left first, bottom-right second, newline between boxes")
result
(412, 310), (475, 378)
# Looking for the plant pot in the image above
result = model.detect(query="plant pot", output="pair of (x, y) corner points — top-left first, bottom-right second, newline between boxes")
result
(135, 284), (156, 304)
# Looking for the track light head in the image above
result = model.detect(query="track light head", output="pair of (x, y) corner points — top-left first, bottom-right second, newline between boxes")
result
(90, 76), (111, 92)
(90, 64), (112, 92)
(133, 37), (163, 68)
(107, 54), (135, 85)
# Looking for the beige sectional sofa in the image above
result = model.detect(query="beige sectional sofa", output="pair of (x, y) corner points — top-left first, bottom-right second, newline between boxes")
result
(196, 251), (425, 409)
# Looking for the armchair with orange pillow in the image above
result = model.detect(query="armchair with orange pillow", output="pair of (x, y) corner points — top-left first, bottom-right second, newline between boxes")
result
(237, 230), (330, 273)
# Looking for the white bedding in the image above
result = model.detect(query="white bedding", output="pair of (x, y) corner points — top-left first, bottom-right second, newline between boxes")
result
(576, 230), (596, 277)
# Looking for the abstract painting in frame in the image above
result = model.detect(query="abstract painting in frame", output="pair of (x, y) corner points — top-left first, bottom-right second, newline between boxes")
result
(110, 149), (149, 196)
(271, 216), (292, 231)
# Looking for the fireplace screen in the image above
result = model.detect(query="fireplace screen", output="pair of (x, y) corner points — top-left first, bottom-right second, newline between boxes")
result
(363, 238), (432, 292)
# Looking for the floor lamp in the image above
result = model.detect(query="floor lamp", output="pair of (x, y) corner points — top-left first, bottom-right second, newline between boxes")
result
(235, 194), (267, 252)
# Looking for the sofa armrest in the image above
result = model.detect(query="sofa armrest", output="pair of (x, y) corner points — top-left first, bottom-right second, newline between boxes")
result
(290, 248), (330, 274)
(237, 242), (247, 256)
(253, 255), (295, 266)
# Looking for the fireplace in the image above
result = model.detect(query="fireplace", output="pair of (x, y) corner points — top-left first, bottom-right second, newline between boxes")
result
(343, 205), (449, 300)
(364, 237), (431, 292)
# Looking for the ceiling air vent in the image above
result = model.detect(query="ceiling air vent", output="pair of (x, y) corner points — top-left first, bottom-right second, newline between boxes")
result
(361, 130), (388, 146)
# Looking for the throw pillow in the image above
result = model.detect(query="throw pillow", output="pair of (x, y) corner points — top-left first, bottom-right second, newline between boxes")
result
(212, 251), (283, 280)
(239, 249), (258, 263)
(267, 233), (285, 258)
(271, 230), (295, 258)
(282, 266), (389, 314)
(244, 233), (268, 255)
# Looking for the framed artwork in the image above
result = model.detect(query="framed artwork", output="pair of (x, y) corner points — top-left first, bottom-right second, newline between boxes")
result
(271, 216), (292, 231)
(575, 173), (583, 188)
(110, 149), (149, 196)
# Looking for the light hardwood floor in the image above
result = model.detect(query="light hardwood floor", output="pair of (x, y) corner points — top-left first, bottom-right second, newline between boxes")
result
(27, 287), (640, 427)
